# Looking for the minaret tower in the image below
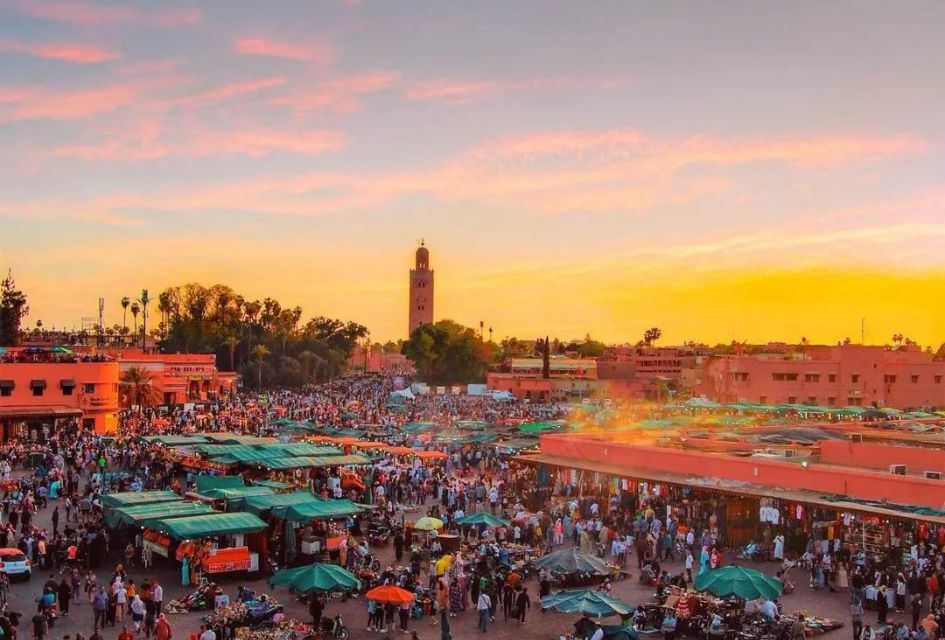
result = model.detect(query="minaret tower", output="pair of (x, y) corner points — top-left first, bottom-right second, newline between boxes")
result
(408, 240), (434, 336)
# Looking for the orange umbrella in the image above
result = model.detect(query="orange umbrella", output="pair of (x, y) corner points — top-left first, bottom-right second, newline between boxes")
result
(387, 446), (415, 455)
(365, 585), (415, 604)
(416, 450), (448, 460)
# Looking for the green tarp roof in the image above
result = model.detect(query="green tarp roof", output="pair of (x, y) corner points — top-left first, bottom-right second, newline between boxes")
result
(194, 476), (245, 494)
(147, 512), (267, 540)
(100, 491), (181, 509)
(195, 433), (279, 445)
(253, 480), (294, 490)
(241, 491), (320, 516)
(189, 443), (342, 460)
(260, 454), (371, 470)
(106, 501), (216, 529)
(271, 499), (365, 522)
(140, 435), (210, 446)
(202, 486), (276, 500)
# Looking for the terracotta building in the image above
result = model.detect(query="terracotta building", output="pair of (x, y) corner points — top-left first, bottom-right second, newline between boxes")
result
(695, 344), (945, 409)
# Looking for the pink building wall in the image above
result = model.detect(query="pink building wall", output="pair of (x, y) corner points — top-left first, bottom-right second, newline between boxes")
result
(696, 345), (945, 409)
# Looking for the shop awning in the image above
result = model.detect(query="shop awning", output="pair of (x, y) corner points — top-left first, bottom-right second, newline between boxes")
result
(99, 490), (181, 509)
(194, 476), (246, 494)
(241, 491), (322, 516)
(147, 512), (267, 541)
(106, 501), (216, 529)
(201, 486), (275, 501)
(0, 381), (13, 390)
(0, 406), (81, 418)
(271, 499), (365, 522)
(59, 379), (76, 388)
(260, 454), (372, 470)
(30, 379), (47, 389)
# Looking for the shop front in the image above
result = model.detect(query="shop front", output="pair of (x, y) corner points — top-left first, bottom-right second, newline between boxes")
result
(0, 406), (82, 443)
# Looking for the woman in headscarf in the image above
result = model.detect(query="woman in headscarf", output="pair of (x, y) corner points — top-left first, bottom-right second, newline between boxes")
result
(448, 577), (462, 617)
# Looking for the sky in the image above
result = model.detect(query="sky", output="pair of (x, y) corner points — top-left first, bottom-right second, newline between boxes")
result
(1, 0), (945, 346)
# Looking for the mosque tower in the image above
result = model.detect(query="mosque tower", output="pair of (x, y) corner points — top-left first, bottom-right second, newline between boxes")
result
(408, 241), (434, 336)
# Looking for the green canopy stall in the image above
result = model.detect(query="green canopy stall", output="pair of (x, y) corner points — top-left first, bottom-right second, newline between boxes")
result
(146, 512), (267, 541)
(100, 490), (181, 509)
(105, 501), (216, 529)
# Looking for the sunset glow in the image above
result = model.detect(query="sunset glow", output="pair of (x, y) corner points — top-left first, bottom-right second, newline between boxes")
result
(1, 1), (943, 344)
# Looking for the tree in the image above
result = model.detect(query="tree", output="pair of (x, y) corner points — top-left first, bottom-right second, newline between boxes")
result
(251, 344), (270, 389)
(121, 297), (130, 333)
(402, 320), (491, 385)
(119, 366), (162, 408)
(500, 337), (533, 359)
(223, 334), (239, 371)
(0, 270), (29, 346)
(578, 334), (607, 358)
(138, 289), (151, 350)
(643, 327), (662, 347)
(130, 302), (141, 335)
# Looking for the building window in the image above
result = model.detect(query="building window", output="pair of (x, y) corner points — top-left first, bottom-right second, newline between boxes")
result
(32, 386), (44, 397)
(787, 396), (798, 404)
(804, 374), (820, 383)
(827, 396), (837, 406)
(847, 396), (863, 406)
(911, 375), (919, 384)
(0, 387), (10, 398)
(851, 374), (860, 383)
(828, 374), (836, 383)
(936, 375), (943, 384)
(772, 373), (798, 381)
(759, 396), (768, 404)
(884, 375), (897, 384)
(807, 396), (817, 404)
(84, 383), (95, 393)
(82, 418), (95, 430)
(62, 386), (73, 396)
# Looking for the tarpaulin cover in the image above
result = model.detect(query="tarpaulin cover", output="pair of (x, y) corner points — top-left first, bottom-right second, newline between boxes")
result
(146, 512), (267, 540)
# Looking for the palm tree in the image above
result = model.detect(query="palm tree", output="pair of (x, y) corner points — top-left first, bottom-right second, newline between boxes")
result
(251, 344), (270, 389)
(138, 289), (151, 350)
(224, 334), (239, 371)
(130, 302), (141, 336)
(119, 366), (162, 408)
(120, 297), (130, 333)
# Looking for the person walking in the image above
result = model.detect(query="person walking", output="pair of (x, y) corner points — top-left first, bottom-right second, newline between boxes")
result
(851, 597), (864, 640)
(154, 614), (172, 640)
(514, 587), (530, 625)
(92, 587), (107, 630)
(476, 591), (491, 633)
(58, 578), (71, 617)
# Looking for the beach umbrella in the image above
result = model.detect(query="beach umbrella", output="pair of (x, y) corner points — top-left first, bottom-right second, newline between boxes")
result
(532, 548), (610, 575)
(268, 563), (361, 594)
(541, 589), (633, 617)
(455, 512), (510, 528)
(365, 585), (415, 604)
(694, 565), (783, 601)
(412, 516), (443, 531)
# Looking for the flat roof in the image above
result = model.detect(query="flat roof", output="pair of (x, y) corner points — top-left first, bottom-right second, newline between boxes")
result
(516, 452), (945, 526)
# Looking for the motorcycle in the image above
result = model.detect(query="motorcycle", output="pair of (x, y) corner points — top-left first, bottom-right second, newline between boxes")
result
(314, 614), (349, 640)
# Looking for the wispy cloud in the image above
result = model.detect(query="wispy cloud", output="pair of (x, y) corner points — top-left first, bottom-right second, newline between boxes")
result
(405, 76), (628, 105)
(270, 71), (400, 113)
(51, 125), (345, 160)
(0, 84), (135, 121)
(0, 0), (202, 26)
(162, 76), (287, 109)
(0, 38), (120, 63)
(235, 37), (334, 64)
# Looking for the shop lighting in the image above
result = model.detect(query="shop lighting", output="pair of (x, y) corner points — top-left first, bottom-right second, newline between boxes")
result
(801, 460), (809, 468)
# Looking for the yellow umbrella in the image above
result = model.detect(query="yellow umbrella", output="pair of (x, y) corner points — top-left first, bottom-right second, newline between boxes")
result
(413, 516), (443, 531)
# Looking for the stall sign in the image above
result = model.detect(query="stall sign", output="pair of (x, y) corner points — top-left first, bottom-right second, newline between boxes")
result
(202, 547), (251, 574)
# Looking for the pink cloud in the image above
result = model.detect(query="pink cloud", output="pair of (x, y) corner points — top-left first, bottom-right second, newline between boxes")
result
(405, 76), (629, 105)
(271, 71), (400, 113)
(163, 76), (287, 109)
(0, 38), (120, 63)
(235, 37), (334, 64)
(1, 84), (135, 121)
(51, 128), (345, 161)
(0, 0), (202, 26)
(405, 80), (499, 104)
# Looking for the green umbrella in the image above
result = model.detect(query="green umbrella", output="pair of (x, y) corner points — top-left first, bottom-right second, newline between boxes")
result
(268, 563), (361, 594)
(532, 548), (610, 575)
(455, 512), (510, 528)
(540, 589), (633, 617)
(693, 565), (783, 601)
